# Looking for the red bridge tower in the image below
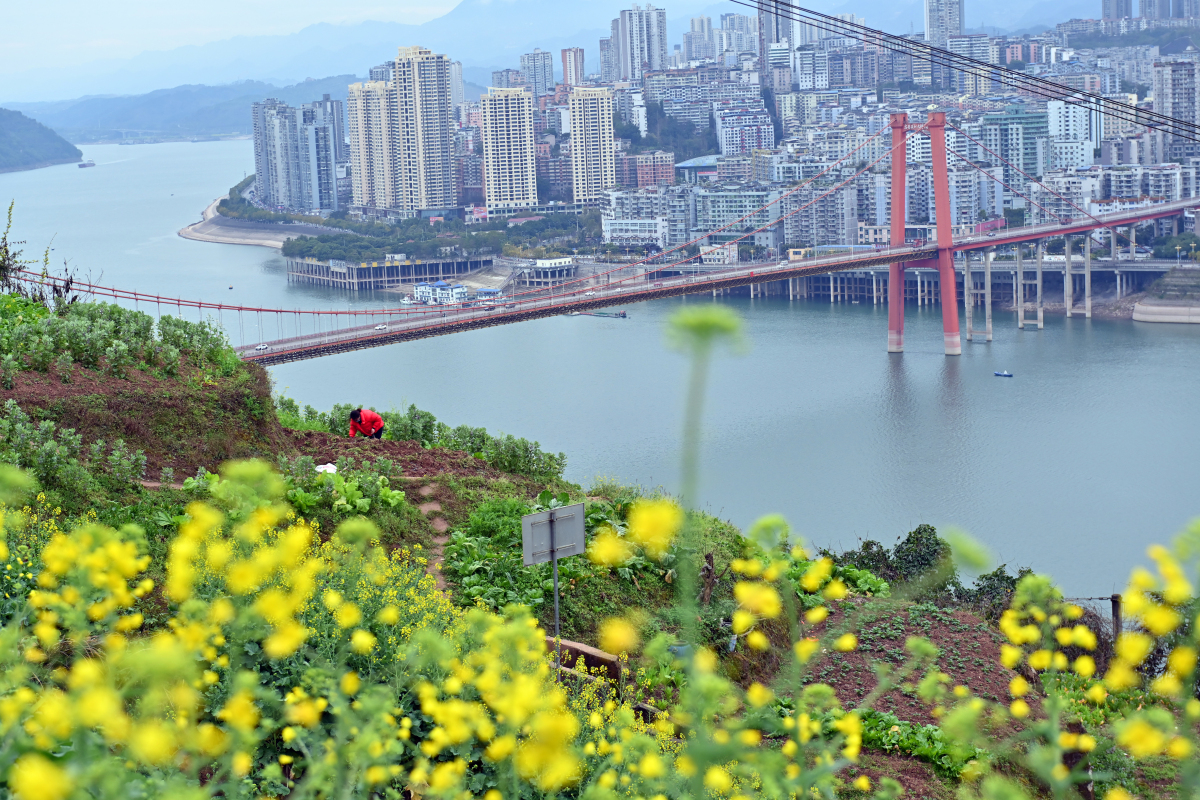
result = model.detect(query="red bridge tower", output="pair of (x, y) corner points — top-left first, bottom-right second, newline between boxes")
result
(889, 112), (962, 356)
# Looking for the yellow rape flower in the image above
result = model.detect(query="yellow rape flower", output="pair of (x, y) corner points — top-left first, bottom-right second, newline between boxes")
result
(10, 753), (72, 800)
(588, 528), (632, 566)
(746, 683), (774, 707)
(1116, 719), (1167, 758)
(834, 634), (857, 652)
(733, 581), (782, 618)
(598, 618), (639, 654)
(626, 499), (682, 559)
(704, 766), (733, 793)
(794, 638), (819, 663)
(217, 691), (259, 734)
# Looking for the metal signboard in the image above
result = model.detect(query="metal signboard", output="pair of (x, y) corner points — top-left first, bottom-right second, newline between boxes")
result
(522, 502), (587, 671)
(522, 503), (586, 566)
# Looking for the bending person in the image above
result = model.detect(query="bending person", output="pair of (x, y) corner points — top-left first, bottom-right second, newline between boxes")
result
(348, 408), (385, 439)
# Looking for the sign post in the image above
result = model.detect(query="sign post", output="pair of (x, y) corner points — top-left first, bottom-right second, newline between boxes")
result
(522, 503), (586, 671)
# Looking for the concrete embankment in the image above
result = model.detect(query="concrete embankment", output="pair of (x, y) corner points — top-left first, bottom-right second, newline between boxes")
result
(177, 197), (331, 249)
(1132, 267), (1200, 323)
(1133, 300), (1200, 323)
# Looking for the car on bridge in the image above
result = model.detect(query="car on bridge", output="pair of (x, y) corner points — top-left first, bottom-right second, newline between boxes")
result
(584, 291), (595, 296)
(374, 324), (388, 330)
(254, 344), (269, 351)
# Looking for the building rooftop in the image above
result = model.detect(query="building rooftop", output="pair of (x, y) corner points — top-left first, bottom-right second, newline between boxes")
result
(675, 155), (723, 168)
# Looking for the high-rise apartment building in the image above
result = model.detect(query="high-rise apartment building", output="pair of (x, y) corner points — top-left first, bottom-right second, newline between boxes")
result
(449, 61), (465, 108)
(569, 87), (616, 203)
(562, 47), (586, 86)
(252, 97), (345, 214)
(481, 88), (539, 210)
(392, 46), (455, 211)
(520, 48), (555, 97)
(369, 62), (394, 82)
(346, 45), (456, 216)
(924, 0), (963, 47)
(347, 81), (399, 211)
(610, 5), (669, 83)
(757, 1), (794, 68)
(684, 17), (716, 61)
(1101, 0), (1133, 18)
(1153, 60), (1200, 144)
(599, 38), (617, 82)
(492, 68), (525, 89)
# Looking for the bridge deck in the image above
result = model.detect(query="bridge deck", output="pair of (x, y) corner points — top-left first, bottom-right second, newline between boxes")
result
(229, 196), (1195, 364)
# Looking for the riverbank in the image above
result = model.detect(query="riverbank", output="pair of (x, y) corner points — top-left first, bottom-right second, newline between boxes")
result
(0, 155), (82, 174)
(177, 196), (331, 248)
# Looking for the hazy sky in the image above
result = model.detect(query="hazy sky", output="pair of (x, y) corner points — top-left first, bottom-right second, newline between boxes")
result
(1, 0), (460, 75)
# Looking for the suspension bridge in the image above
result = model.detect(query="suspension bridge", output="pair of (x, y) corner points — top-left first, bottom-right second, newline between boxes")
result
(21, 0), (1200, 365)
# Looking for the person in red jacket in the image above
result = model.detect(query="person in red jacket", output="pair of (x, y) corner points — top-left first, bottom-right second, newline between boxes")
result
(348, 408), (385, 439)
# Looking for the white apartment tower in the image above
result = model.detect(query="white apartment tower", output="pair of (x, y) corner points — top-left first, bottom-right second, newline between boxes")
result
(924, 0), (963, 47)
(481, 88), (538, 210)
(569, 87), (617, 203)
(1153, 61), (1200, 147)
(520, 48), (555, 97)
(757, 1), (794, 68)
(611, 5), (669, 83)
(562, 47), (586, 86)
(346, 81), (399, 211)
(393, 46), (456, 211)
(253, 97), (345, 214)
(449, 60), (465, 108)
(346, 45), (456, 216)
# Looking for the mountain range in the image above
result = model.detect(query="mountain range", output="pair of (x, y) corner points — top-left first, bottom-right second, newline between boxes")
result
(2, 76), (491, 144)
(1, 0), (1096, 104)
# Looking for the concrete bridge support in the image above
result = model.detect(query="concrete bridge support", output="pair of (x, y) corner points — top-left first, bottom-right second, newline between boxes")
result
(965, 248), (994, 342)
(1070, 236), (1080, 316)
(1036, 240), (1045, 328)
(1084, 234), (1093, 318)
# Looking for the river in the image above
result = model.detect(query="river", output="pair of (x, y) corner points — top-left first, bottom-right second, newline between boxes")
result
(3, 140), (1199, 595)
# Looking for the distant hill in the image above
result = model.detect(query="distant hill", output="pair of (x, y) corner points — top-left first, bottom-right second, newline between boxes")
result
(4, 75), (359, 144)
(0, 108), (82, 172)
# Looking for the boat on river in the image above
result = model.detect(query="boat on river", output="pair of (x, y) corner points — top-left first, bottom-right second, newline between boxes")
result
(995, 371), (1013, 377)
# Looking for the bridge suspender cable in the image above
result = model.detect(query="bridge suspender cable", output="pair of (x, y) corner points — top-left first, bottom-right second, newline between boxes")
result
(730, 0), (1200, 143)
(945, 149), (1067, 224)
(948, 123), (1146, 248)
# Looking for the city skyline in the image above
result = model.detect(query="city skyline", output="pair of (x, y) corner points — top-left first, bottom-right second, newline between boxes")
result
(2, 0), (1100, 103)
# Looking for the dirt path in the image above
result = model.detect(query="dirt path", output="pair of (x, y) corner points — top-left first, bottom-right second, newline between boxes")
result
(416, 484), (450, 589)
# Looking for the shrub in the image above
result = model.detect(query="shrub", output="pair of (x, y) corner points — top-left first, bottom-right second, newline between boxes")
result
(54, 351), (72, 384)
(0, 354), (15, 389)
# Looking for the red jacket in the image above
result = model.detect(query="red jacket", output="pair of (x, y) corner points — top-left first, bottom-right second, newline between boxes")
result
(349, 409), (384, 437)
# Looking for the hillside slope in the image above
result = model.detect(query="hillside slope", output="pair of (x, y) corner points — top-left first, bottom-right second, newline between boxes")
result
(0, 108), (81, 172)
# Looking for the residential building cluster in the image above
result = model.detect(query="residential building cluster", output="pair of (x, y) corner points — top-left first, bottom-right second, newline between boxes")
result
(248, 0), (1200, 256)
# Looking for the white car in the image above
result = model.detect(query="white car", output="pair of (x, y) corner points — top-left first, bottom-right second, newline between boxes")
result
(584, 291), (596, 296)
(254, 344), (269, 351)
(374, 323), (388, 330)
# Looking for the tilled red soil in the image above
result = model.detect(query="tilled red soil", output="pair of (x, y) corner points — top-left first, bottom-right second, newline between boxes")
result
(286, 430), (504, 479)
(804, 600), (1034, 728)
(0, 361), (185, 403)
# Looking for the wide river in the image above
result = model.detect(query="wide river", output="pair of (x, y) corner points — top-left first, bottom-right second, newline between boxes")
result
(3, 140), (1199, 595)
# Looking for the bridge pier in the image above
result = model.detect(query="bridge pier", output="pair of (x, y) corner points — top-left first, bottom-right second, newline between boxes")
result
(1070, 236), (1080, 316)
(1085, 234), (1092, 318)
(985, 247), (993, 341)
(1036, 240), (1045, 329)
